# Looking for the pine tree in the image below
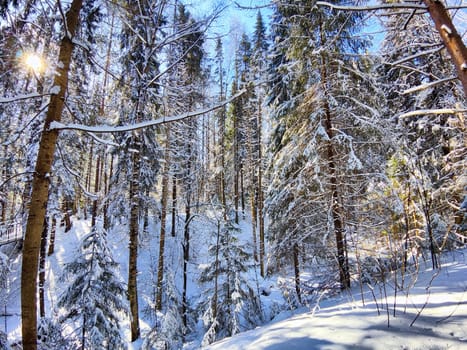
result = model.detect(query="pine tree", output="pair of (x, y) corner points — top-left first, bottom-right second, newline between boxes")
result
(58, 224), (127, 350)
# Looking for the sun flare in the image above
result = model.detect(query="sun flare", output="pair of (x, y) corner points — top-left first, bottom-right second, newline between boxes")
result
(23, 52), (45, 74)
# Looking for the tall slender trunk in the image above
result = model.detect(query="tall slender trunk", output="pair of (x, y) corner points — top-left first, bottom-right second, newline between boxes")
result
(91, 154), (101, 227)
(182, 194), (191, 329)
(171, 176), (177, 237)
(257, 100), (265, 277)
(47, 216), (57, 256)
(38, 216), (48, 318)
(128, 141), (141, 341)
(84, 141), (94, 220)
(21, 1), (83, 348)
(212, 220), (220, 320)
(293, 244), (301, 303)
(220, 109), (227, 220)
(103, 154), (113, 230)
(156, 127), (171, 311)
(319, 33), (350, 289)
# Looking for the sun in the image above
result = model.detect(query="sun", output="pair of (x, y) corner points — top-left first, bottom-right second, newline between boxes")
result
(23, 52), (45, 74)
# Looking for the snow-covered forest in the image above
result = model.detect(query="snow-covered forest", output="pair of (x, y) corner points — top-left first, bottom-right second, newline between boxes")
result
(0, 0), (466, 349)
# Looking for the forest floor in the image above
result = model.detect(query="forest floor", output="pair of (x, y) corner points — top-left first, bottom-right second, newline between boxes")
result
(204, 249), (467, 350)
(2, 216), (466, 349)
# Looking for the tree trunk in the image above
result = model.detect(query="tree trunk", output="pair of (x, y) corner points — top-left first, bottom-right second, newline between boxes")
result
(84, 141), (94, 220)
(103, 154), (113, 231)
(323, 99), (350, 290)
(171, 176), (177, 237)
(91, 154), (101, 227)
(423, 0), (467, 97)
(257, 102), (265, 277)
(319, 30), (350, 289)
(20, 1), (83, 348)
(212, 220), (221, 320)
(47, 216), (56, 256)
(293, 244), (301, 304)
(38, 216), (48, 318)
(156, 127), (171, 311)
(182, 194), (191, 329)
(128, 142), (141, 341)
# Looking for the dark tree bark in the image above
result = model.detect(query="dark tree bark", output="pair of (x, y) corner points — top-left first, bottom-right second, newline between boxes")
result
(47, 216), (56, 256)
(128, 140), (141, 341)
(319, 24), (350, 289)
(171, 176), (177, 237)
(293, 244), (301, 303)
(20, 1), (83, 348)
(38, 216), (48, 318)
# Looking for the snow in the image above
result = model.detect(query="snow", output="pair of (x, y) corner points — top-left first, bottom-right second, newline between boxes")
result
(441, 24), (453, 35)
(204, 251), (467, 350)
(3, 214), (467, 349)
(49, 85), (61, 95)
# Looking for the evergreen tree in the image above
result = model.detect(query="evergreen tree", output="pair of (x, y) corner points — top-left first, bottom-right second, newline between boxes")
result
(266, 0), (384, 290)
(379, 5), (466, 266)
(116, 0), (165, 340)
(200, 219), (263, 345)
(58, 224), (127, 349)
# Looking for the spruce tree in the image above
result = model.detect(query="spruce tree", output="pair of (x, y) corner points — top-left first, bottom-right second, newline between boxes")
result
(58, 224), (127, 349)
(200, 219), (263, 345)
(266, 0), (384, 290)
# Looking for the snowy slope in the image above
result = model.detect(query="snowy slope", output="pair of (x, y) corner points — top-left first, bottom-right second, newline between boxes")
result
(205, 250), (467, 350)
(3, 216), (466, 349)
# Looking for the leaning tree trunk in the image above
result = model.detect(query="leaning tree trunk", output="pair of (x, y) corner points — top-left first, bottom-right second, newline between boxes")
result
(423, 0), (467, 97)
(20, 1), (83, 348)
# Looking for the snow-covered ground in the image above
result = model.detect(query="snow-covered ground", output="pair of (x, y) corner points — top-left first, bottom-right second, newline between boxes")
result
(205, 250), (467, 350)
(3, 215), (466, 349)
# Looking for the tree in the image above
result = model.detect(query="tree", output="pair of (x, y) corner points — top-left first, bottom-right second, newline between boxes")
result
(379, 4), (466, 268)
(20, 1), (84, 348)
(251, 11), (268, 277)
(200, 218), (263, 345)
(117, 0), (165, 340)
(316, 0), (467, 97)
(267, 0), (384, 290)
(58, 225), (127, 349)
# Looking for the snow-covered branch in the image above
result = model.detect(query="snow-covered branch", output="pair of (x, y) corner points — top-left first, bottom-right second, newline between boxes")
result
(315, 1), (428, 11)
(399, 108), (467, 119)
(316, 1), (467, 11)
(0, 92), (52, 103)
(386, 45), (444, 66)
(402, 76), (458, 94)
(50, 89), (246, 133)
